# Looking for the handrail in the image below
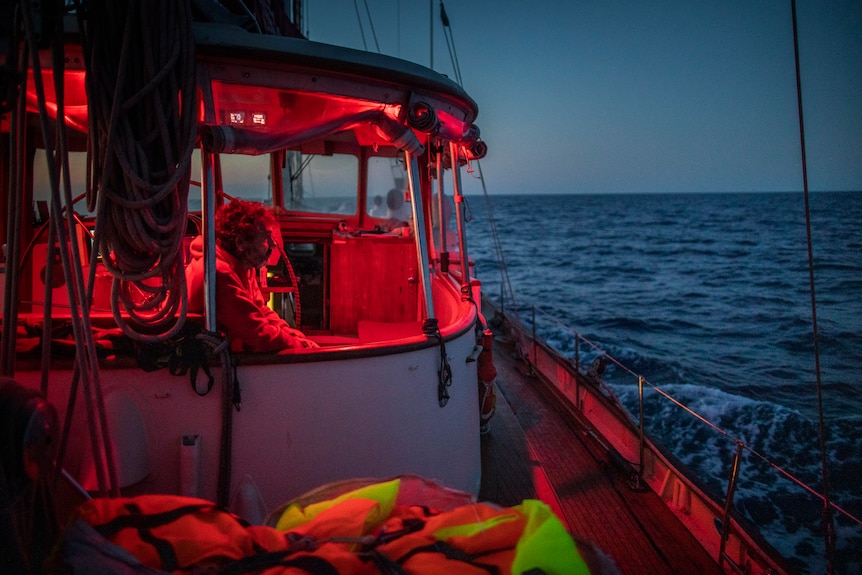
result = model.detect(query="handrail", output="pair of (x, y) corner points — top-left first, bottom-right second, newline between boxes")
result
(499, 297), (861, 533)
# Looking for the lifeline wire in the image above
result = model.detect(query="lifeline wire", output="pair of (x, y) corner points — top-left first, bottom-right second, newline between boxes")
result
(516, 297), (862, 533)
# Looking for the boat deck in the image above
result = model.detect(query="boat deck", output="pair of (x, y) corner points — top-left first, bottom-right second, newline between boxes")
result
(478, 333), (725, 575)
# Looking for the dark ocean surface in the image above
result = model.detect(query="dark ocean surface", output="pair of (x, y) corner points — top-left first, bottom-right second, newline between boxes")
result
(465, 191), (861, 575)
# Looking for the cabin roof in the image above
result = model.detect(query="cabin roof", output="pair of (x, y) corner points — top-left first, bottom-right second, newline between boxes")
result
(193, 22), (478, 123)
(15, 21), (481, 154)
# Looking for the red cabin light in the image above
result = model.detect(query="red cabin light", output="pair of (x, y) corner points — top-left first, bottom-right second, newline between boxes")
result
(25, 69), (89, 133)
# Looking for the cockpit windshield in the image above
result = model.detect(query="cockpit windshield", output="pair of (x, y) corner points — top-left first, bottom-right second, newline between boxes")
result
(284, 154), (357, 215)
(188, 151), (359, 216)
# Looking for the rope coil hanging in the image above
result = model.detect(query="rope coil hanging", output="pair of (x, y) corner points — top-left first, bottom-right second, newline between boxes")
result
(81, 0), (197, 342)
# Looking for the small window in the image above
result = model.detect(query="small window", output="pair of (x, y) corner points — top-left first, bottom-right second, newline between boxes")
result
(188, 151), (272, 211)
(285, 154), (357, 215)
(367, 156), (410, 221)
(188, 151), (359, 215)
(219, 154), (272, 205)
(33, 150), (90, 218)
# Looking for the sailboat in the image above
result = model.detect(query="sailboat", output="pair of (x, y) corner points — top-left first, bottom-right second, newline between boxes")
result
(0, 0), (503, 570)
(0, 1), (838, 574)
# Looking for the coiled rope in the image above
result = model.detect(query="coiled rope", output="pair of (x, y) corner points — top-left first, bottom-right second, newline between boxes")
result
(80, 0), (197, 342)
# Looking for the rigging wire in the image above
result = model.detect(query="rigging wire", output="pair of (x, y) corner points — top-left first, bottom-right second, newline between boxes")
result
(352, 0), (367, 50)
(434, 3), (515, 323)
(439, 1), (462, 86)
(476, 161), (519, 324)
(0, 8), (26, 376)
(434, 4), (521, 348)
(789, 0), (835, 571)
(17, 0), (121, 497)
(362, 0), (380, 52)
(351, 0), (380, 52)
(432, 6), (515, 318)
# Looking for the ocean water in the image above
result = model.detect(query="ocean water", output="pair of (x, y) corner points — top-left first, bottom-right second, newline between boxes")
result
(465, 191), (862, 574)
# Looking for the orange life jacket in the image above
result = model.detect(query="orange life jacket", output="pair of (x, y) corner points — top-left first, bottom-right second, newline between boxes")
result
(70, 478), (590, 574)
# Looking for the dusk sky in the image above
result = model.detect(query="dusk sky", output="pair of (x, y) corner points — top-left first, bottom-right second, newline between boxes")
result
(304, 1), (861, 195)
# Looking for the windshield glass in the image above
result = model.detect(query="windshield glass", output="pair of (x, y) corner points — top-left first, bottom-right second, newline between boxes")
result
(33, 150), (90, 218)
(366, 156), (409, 219)
(219, 154), (272, 204)
(186, 151), (360, 215)
(188, 151), (271, 211)
(285, 154), (358, 215)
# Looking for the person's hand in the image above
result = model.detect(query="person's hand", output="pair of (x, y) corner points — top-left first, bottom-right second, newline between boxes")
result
(296, 337), (319, 348)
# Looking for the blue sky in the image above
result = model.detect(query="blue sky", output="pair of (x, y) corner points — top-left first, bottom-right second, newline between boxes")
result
(303, 1), (861, 195)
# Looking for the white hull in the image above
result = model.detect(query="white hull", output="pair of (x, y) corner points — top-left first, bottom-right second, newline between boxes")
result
(16, 322), (480, 517)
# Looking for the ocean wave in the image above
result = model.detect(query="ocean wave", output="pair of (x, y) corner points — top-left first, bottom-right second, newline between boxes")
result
(610, 383), (862, 574)
(471, 191), (862, 574)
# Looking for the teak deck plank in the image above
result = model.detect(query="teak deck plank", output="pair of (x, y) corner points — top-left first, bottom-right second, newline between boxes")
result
(479, 335), (725, 575)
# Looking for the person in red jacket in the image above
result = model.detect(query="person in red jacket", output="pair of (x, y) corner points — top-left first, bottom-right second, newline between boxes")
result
(185, 199), (317, 352)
